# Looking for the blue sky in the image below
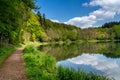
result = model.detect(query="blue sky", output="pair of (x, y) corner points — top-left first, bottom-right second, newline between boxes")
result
(36, 0), (120, 28)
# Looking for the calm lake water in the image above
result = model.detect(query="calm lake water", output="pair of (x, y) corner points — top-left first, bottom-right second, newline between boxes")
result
(38, 42), (120, 80)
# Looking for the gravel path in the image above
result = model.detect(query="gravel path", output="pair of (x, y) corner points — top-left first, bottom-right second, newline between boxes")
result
(0, 47), (27, 80)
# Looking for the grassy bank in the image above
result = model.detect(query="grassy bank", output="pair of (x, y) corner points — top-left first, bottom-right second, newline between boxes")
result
(57, 66), (110, 80)
(0, 44), (21, 64)
(23, 44), (56, 80)
(23, 44), (110, 80)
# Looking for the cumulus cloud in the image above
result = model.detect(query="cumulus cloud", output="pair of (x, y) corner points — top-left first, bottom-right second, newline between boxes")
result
(64, 15), (96, 28)
(65, 0), (120, 28)
(90, 9), (116, 20)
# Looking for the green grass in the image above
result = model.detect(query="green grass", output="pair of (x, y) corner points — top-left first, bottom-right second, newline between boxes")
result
(23, 44), (56, 80)
(57, 66), (110, 80)
(0, 44), (21, 64)
(23, 44), (110, 80)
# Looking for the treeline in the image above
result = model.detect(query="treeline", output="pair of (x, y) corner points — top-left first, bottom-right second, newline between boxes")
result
(24, 11), (81, 42)
(25, 10), (120, 42)
(0, 0), (120, 45)
(81, 22), (120, 40)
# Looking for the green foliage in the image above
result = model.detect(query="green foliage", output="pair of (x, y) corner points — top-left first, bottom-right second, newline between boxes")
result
(57, 66), (110, 80)
(0, 44), (21, 64)
(0, 0), (83, 44)
(113, 25), (120, 39)
(26, 12), (47, 42)
(0, 0), (35, 44)
(0, 0), (19, 43)
(96, 28), (110, 40)
(23, 45), (56, 80)
(22, 0), (36, 9)
(42, 20), (81, 41)
(102, 21), (120, 28)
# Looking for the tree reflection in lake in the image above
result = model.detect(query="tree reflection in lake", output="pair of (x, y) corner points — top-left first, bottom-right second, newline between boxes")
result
(38, 42), (120, 80)
(38, 42), (120, 61)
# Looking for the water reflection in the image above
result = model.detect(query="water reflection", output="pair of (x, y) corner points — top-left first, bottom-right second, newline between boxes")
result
(38, 42), (120, 80)
(39, 42), (120, 61)
(57, 54), (120, 80)
(39, 43), (82, 61)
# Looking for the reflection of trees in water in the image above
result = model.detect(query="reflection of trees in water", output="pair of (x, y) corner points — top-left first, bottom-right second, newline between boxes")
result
(38, 42), (120, 61)
(39, 44), (81, 61)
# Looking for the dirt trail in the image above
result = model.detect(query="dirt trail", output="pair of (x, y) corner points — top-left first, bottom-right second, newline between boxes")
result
(0, 47), (27, 80)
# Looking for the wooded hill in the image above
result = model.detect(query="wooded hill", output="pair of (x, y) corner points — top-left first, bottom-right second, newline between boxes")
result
(0, 0), (120, 45)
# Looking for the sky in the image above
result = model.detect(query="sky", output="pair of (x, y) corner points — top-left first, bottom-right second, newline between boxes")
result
(36, 0), (120, 28)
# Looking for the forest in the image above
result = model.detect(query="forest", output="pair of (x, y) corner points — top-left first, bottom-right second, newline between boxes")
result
(0, 0), (120, 45)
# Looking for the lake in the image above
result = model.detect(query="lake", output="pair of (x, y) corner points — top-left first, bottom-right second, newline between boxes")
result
(38, 42), (120, 80)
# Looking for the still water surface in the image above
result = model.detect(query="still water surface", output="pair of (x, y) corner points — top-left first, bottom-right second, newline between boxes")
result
(39, 42), (120, 80)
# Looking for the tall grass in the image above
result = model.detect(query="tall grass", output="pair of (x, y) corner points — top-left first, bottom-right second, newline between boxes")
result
(56, 66), (110, 80)
(23, 45), (110, 80)
(23, 44), (56, 80)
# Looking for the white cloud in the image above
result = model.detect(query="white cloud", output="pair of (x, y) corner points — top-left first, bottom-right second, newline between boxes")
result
(64, 0), (120, 28)
(57, 54), (120, 80)
(64, 15), (96, 28)
(50, 19), (60, 23)
(90, 9), (116, 20)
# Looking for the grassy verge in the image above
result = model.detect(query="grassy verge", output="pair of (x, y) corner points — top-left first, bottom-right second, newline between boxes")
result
(0, 44), (21, 64)
(23, 44), (56, 80)
(23, 44), (110, 80)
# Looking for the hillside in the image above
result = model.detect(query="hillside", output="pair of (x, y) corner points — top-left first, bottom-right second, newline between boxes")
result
(0, 0), (120, 45)
(0, 0), (82, 44)
(25, 12), (81, 42)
